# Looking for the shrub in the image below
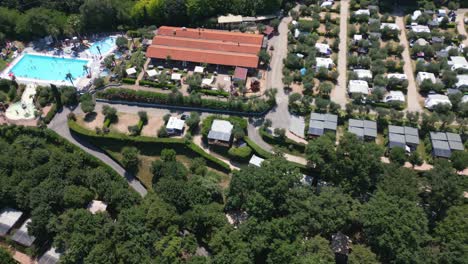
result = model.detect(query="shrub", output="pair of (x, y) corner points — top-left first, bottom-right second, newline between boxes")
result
(121, 146), (139, 171)
(228, 146), (252, 161)
(43, 104), (58, 124)
(122, 78), (136, 84)
(389, 147), (407, 166)
(158, 127), (168, 138)
(139, 80), (177, 89)
(96, 88), (272, 113)
(128, 125), (140, 136)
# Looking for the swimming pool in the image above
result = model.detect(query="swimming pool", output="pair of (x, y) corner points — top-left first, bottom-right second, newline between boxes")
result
(88, 37), (116, 55)
(9, 53), (90, 82)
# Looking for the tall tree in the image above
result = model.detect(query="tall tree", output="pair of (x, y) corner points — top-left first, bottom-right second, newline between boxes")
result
(360, 191), (429, 263)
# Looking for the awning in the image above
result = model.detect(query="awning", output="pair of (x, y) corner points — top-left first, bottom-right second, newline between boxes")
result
(194, 66), (204, 73)
(126, 67), (137, 75)
(171, 73), (182, 80)
(147, 69), (158, 77)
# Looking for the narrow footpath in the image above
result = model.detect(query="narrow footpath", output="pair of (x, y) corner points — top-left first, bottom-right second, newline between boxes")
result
(48, 107), (148, 197)
(331, 0), (349, 108)
(396, 16), (424, 112)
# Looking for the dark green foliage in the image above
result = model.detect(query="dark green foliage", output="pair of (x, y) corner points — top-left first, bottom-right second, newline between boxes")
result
(389, 147), (407, 166)
(0, 247), (16, 264)
(360, 191), (429, 263)
(228, 146), (252, 161)
(121, 146), (139, 171)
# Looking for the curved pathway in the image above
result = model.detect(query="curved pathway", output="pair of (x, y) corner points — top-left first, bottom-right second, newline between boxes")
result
(331, 0), (350, 107)
(396, 16), (424, 112)
(48, 107), (148, 197)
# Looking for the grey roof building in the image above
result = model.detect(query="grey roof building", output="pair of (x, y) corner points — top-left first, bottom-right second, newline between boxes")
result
(307, 112), (338, 137)
(38, 247), (62, 264)
(348, 119), (377, 140)
(388, 125), (420, 150)
(207, 120), (234, 146)
(12, 219), (36, 247)
(0, 208), (23, 237)
(430, 131), (465, 158)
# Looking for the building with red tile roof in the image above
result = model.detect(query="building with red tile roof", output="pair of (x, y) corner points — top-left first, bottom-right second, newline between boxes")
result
(146, 26), (264, 68)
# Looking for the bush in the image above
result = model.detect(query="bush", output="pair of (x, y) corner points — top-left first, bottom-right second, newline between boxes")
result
(389, 147), (406, 166)
(139, 80), (177, 89)
(122, 78), (136, 84)
(121, 146), (139, 171)
(158, 127), (168, 138)
(43, 103), (58, 124)
(228, 146), (252, 161)
(103, 118), (111, 128)
(96, 88), (272, 113)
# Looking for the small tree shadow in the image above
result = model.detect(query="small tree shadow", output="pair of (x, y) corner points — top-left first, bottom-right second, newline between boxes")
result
(84, 112), (97, 122)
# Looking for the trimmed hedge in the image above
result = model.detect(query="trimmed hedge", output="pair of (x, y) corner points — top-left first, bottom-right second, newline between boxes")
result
(199, 89), (230, 97)
(43, 103), (58, 124)
(260, 129), (306, 153)
(228, 146), (252, 161)
(139, 80), (177, 90)
(122, 78), (137, 84)
(244, 136), (273, 159)
(96, 88), (273, 113)
(68, 120), (231, 173)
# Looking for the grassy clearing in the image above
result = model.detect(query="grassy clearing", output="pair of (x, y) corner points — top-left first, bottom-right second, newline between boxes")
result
(98, 139), (230, 189)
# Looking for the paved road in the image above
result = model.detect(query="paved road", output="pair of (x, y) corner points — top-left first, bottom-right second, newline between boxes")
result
(456, 9), (468, 46)
(48, 107), (148, 197)
(264, 12), (293, 130)
(331, 0), (349, 108)
(396, 16), (424, 113)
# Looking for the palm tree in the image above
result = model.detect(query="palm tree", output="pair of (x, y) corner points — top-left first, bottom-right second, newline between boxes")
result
(83, 65), (89, 75)
(96, 46), (102, 56)
(66, 73), (74, 86)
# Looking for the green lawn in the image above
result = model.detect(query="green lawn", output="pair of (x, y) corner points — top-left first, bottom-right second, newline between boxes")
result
(95, 139), (229, 189)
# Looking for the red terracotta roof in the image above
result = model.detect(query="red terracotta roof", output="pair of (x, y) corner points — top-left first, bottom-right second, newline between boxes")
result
(157, 26), (264, 45)
(147, 26), (263, 68)
(152, 35), (261, 54)
(263, 26), (274, 36)
(146, 45), (259, 68)
(233, 67), (248, 80)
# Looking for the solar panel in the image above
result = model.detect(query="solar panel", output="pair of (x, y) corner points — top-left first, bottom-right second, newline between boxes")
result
(430, 132), (447, 141)
(446, 132), (462, 142)
(310, 113), (325, 121)
(404, 126), (419, 136)
(363, 120), (377, 130)
(349, 119), (364, 128)
(364, 127), (377, 138)
(349, 127), (364, 138)
(448, 140), (464, 151)
(389, 125), (404, 134)
(405, 134), (420, 145)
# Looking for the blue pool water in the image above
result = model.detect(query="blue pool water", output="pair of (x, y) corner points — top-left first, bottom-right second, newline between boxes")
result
(10, 53), (90, 82)
(88, 37), (116, 55)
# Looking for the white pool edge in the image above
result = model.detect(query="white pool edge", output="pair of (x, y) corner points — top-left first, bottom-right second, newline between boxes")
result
(0, 52), (93, 89)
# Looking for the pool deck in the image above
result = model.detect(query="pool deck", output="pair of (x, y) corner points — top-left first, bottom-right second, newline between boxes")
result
(0, 36), (118, 91)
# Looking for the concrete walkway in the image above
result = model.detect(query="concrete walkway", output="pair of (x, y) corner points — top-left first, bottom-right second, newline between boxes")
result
(396, 16), (424, 112)
(48, 107), (148, 197)
(456, 9), (468, 46)
(331, 0), (350, 108)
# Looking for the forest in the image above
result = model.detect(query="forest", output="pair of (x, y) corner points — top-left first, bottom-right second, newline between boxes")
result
(0, 126), (466, 263)
(1, 0), (464, 42)
(0, 0), (285, 42)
